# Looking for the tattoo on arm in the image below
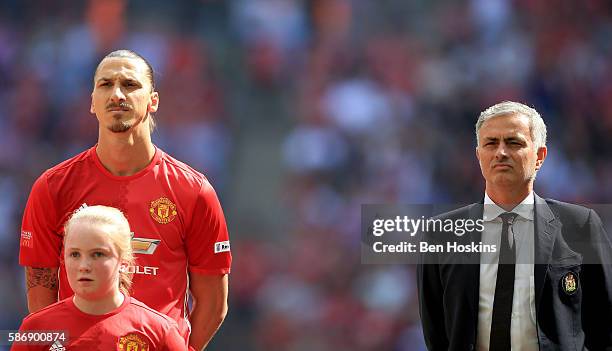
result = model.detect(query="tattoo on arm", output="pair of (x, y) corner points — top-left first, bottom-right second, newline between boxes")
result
(26, 267), (58, 291)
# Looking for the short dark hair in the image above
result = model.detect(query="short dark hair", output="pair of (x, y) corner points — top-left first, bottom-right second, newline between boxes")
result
(94, 49), (157, 132)
(95, 49), (155, 91)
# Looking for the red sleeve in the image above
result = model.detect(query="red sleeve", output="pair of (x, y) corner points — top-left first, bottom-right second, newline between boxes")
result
(10, 317), (45, 351)
(19, 173), (62, 267)
(185, 181), (231, 275)
(162, 322), (187, 351)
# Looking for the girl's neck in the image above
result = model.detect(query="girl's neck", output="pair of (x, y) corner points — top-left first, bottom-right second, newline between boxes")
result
(73, 291), (125, 315)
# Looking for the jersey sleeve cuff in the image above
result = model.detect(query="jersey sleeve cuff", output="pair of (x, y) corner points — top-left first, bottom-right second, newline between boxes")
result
(18, 257), (60, 268)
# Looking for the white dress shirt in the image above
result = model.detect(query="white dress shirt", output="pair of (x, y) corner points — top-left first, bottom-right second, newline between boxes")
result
(477, 192), (538, 351)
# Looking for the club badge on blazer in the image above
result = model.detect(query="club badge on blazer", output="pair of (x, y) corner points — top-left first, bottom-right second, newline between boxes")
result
(561, 271), (578, 296)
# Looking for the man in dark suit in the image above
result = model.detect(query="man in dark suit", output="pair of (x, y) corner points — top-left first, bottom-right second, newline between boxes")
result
(417, 101), (612, 351)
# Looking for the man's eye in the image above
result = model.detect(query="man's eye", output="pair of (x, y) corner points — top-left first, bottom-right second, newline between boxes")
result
(99, 82), (111, 87)
(69, 252), (80, 258)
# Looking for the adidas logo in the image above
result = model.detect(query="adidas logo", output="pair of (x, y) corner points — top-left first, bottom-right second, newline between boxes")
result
(49, 340), (66, 351)
(75, 203), (89, 213)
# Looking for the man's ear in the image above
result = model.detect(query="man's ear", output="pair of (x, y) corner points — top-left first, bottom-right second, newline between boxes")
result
(148, 92), (159, 113)
(535, 146), (547, 170)
(90, 93), (95, 114)
(475, 146), (480, 162)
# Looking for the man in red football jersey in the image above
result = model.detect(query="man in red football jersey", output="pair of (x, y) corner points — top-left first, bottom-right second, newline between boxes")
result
(19, 49), (231, 351)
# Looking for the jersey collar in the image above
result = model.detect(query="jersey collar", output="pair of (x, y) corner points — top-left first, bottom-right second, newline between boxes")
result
(89, 144), (162, 181)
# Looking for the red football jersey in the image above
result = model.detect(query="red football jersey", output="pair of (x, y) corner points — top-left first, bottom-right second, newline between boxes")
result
(19, 145), (232, 339)
(10, 296), (186, 350)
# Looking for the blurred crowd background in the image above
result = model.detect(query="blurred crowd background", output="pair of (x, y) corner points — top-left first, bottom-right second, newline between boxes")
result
(1, 0), (612, 350)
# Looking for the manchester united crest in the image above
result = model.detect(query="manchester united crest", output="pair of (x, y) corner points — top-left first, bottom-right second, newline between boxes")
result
(149, 197), (177, 224)
(118, 333), (149, 351)
(561, 271), (578, 295)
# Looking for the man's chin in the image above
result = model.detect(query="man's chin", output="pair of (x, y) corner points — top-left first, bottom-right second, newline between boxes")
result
(108, 123), (132, 133)
(490, 174), (517, 186)
(491, 175), (532, 188)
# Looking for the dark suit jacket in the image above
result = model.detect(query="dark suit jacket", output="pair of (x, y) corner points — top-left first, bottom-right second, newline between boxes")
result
(417, 194), (612, 351)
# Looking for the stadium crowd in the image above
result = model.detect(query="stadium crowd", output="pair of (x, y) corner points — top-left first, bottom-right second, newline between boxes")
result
(1, 1), (612, 350)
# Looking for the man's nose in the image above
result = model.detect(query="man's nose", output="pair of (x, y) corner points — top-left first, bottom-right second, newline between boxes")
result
(495, 144), (509, 159)
(110, 85), (126, 102)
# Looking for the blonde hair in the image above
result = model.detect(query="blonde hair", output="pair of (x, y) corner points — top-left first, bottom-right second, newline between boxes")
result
(64, 205), (134, 296)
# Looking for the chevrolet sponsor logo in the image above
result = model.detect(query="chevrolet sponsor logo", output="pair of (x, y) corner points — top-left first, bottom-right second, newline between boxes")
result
(130, 233), (161, 255)
(121, 265), (159, 276)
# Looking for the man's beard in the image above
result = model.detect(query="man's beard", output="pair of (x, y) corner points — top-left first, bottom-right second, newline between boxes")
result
(108, 120), (133, 133)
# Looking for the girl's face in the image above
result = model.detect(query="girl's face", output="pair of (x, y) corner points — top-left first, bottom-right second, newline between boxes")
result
(64, 222), (122, 300)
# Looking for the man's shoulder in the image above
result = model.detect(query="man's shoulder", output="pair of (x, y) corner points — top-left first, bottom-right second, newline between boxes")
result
(42, 147), (94, 179)
(31, 148), (94, 193)
(128, 297), (178, 327)
(21, 298), (71, 326)
(158, 149), (211, 187)
(540, 197), (593, 224)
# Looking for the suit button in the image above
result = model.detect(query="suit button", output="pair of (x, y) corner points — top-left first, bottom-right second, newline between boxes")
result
(468, 344), (474, 350)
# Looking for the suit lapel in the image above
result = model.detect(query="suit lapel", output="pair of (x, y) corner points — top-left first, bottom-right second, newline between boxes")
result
(533, 194), (562, 313)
